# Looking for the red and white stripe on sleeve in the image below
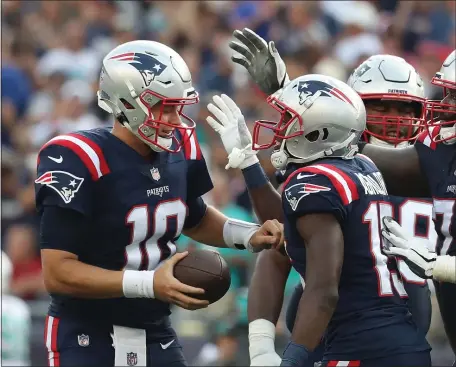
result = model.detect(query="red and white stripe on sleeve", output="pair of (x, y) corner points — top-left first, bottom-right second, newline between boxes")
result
(295, 163), (359, 205)
(38, 133), (111, 181)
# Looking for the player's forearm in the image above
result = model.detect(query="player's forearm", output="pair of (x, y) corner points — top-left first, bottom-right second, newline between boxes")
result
(242, 163), (284, 223)
(184, 206), (229, 247)
(291, 286), (338, 350)
(361, 144), (429, 197)
(183, 206), (260, 250)
(43, 257), (125, 298)
(248, 250), (291, 323)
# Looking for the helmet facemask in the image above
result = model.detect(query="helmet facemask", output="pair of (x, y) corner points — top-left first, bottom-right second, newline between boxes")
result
(132, 89), (199, 153)
(425, 78), (456, 144)
(360, 94), (426, 147)
(252, 95), (304, 151)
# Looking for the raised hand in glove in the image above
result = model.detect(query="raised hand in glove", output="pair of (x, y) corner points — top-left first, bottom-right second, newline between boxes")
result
(229, 28), (289, 96)
(381, 216), (436, 279)
(206, 94), (259, 170)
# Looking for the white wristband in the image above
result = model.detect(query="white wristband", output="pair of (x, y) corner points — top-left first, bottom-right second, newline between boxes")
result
(432, 255), (456, 283)
(122, 270), (155, 298)
(223, 218), (260, 252)
(249, 319), (276, 359)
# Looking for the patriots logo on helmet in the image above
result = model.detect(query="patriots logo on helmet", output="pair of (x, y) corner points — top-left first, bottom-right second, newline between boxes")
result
(285, 182), (331, 211)
(297, 81), (354, 107)
(35, 171), (84, 204)
(110, 52), (167, 87)
(354, 64), (371, 78)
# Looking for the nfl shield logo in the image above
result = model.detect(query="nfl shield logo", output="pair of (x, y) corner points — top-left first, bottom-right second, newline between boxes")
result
(150, 167), (160, 181)
(126, 352), (138, 366)
(77, 334), (90, 347)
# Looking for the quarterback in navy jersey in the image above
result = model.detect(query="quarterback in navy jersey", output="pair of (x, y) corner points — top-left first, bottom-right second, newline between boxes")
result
(36, 40), (283, 367)
(207, 27), (434, 367)
(207, 73), (431, 366)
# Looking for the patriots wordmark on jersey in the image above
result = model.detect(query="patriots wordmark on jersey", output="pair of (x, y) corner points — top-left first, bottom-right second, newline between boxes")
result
(281, 155), (430, 362)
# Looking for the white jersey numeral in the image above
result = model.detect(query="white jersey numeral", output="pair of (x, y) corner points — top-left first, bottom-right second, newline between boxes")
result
(363, 199), (435, 296)
(125, 199), (187, 270)
(433, 198), (456, 255)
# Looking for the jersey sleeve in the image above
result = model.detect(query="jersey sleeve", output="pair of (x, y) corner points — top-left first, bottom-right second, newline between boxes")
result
(35, 144), (94, 216)
(183, 196), (208, 230)
(281, 166), (356, 223)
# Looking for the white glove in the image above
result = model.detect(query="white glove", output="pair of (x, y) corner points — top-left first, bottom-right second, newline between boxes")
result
(381, 216), (436, 279)
(206, 94), (259, 170)
(249, 319), (281, 366)
(230, 28), (289, 96)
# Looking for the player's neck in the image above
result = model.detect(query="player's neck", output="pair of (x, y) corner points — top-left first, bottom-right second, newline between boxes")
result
(111, 121), (155, 157)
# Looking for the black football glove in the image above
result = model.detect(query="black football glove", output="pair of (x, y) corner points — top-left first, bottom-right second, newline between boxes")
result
(229, 28), (289, 95)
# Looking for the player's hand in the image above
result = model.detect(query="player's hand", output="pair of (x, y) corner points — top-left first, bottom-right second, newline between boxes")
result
(206, 93), (259, 170)
(381, 216), (436, 279)
(248, 219), (284, 253)
(251, 351), (282, 366)
(230, 28), (289, 96)
(154, 252), (210, 310)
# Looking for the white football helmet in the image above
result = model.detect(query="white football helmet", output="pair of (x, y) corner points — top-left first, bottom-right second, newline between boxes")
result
(252, 74), (366, 170)
(348, 55), (426, 147)
(97, 40), (199, 153)
(425, 50), (456, 144)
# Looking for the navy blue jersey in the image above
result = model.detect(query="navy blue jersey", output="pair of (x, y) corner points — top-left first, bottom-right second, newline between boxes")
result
(35, 128), (213, 328)
(281, 155), (430, 361)
(415, 126), (456, 256)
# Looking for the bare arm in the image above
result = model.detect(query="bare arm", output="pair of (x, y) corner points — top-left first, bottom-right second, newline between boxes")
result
(362, 144), (429, 197)
(291, 213), (343, 349)
(42, 249), (125, 298)
(246, 182), (284, 223)
(248, 249), (292, 323)
(183, 205), (283, 250)
(183, 206), (228, 246)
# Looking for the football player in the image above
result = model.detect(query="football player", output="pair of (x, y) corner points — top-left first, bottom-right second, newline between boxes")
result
(207, 74), (431, 366)
(227, 28), (456, 360)
(212, 29), (433, 366)
(36, 40), (283, 367)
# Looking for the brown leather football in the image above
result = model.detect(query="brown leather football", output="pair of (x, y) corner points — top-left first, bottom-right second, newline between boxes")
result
(173, 249), (231, 304)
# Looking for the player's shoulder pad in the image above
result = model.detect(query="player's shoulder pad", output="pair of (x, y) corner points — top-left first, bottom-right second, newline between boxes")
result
(37, 132), (111, 182)
(415, 126), (441, 150)
(177, 128), (203, 160)
(355, 153), (377, 171)
(283, 163), (359, 211)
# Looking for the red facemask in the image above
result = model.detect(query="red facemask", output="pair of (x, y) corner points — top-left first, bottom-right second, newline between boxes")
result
(425, 76), (456, 143)
(252, 95), (304, 151)
(360, 93), (426, 146)
(134, 89), (199, 153)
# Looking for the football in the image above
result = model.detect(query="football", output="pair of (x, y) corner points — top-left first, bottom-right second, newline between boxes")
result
(173, 249), (231, 304)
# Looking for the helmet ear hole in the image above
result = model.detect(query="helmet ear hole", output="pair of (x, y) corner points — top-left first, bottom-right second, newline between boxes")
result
(305, 128), (329, 142)
(305, 130), (319, 142)
(322, 128), (329, 140)
(120, 98), (135, 110)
